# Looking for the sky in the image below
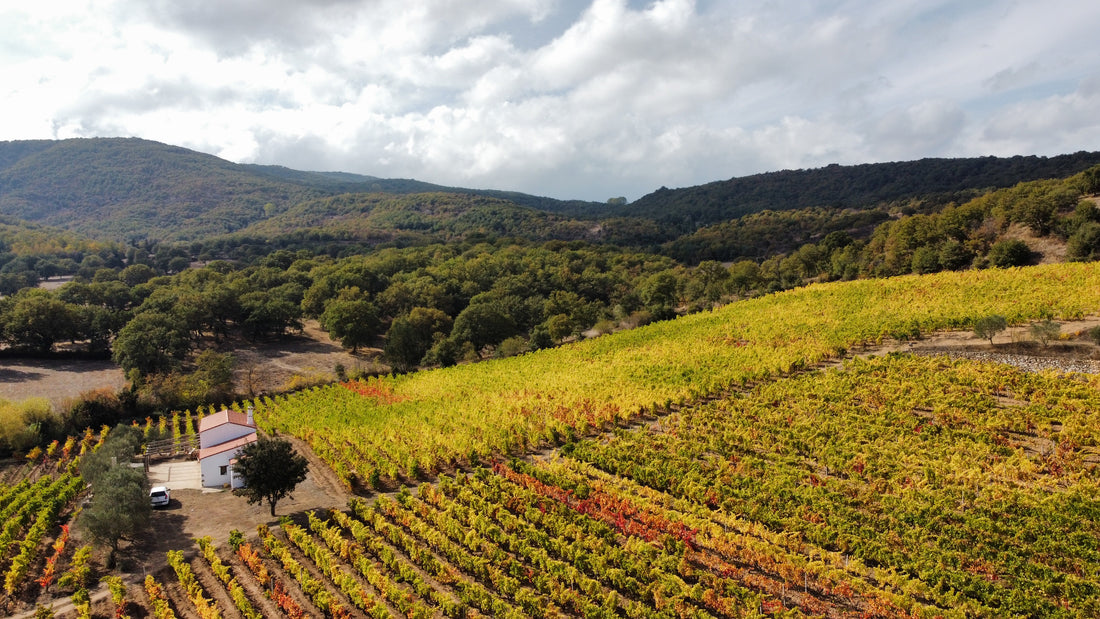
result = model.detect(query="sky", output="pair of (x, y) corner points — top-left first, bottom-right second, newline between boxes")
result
(3, 0), (1100, 202)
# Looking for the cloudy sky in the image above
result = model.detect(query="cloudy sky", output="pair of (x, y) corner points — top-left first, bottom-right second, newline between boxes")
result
(3, 0), (1100, 201)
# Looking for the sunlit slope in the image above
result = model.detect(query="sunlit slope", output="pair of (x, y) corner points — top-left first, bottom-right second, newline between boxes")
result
(253, 263), (1100, 488)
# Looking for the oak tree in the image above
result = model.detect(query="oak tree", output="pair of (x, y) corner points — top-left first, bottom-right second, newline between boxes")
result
(234, 437), (309, 516)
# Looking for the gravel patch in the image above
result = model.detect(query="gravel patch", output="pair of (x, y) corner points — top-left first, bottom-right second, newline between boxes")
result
(913, 349), (1100, 375)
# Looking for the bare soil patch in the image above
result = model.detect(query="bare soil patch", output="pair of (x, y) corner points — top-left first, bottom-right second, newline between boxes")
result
(230, 319), (385, 397)
(1003, 222), (1067, 264)
(0, 359), (125, 410)
(0, 319), (385, 410)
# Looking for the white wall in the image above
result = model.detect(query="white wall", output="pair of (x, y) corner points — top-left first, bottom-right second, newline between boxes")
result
(199, 424), (254, 450)
(200, 449), (238, 488)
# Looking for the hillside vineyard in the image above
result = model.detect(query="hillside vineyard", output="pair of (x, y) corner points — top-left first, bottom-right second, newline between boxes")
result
(1, 263), (1099, 617)
(251, 263), (1100, 490)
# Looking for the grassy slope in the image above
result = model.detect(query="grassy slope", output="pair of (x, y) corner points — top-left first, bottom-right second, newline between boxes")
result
(254, 262), (1100, 484)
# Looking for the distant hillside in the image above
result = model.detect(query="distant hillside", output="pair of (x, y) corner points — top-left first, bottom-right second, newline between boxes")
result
(577, 153), (1100, 232)
(4, 138), (1099, 259)
(0, 138), (602, 242)
(235, 191), (595, 246)
(0, 138), (332, 240)
(0, 215), (109, 256)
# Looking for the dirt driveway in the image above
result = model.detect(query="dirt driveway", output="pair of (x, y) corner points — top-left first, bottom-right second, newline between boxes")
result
(119, 448), (351, 577)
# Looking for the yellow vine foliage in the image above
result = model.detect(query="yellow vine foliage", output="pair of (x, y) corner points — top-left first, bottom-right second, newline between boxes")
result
(252, 263), (1100, 486)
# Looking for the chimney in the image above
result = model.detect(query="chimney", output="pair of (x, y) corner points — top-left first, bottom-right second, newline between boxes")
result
(246, 406), (254, 427)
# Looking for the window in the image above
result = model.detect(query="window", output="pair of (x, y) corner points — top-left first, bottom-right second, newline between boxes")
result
(220, 465), (228, 475)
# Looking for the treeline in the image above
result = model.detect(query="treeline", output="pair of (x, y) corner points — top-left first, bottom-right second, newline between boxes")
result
(0, 239), (709, 391)
(676, 166), (1100, 291)
(4, 165), (1100, 373)
(612, 151), (1100, 234)
(236, 191), (596, 247)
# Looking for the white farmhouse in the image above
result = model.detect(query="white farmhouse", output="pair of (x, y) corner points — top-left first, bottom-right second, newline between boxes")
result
(198, 409), (258, 488)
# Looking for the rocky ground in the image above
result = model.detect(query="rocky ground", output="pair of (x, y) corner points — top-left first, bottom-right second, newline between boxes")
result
(914, 349), (1100, 374)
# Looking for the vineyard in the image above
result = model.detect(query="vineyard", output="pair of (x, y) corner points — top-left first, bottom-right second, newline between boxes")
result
(5, 263), (1100, 617)
(51, 354), (1100, 618)
(249, 263), (1100, 490)
(0, 430), (104, 616)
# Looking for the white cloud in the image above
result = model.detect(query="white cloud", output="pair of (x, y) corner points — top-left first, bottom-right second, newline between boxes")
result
(975, 76), (1100, 156)
(2, 0), (1100, 201)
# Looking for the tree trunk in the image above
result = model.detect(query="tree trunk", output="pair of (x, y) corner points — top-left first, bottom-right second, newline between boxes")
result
(269, 500), (276, 517)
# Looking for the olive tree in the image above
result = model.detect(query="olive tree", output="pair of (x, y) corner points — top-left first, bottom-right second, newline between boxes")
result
(81, 467), (150, 567)
(972, 315), (1007, 345)
(79, 425), (149, 567)
(1030, 319), (1060, 347)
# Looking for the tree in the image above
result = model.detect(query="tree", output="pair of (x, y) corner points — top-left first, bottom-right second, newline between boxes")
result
(987, 239), (1032, 268)
(639, 272), (680, 320)
(79, 424), (144, 487)
(320, 290), (380, 353)
(119, 263), (156, 287)
(240, 291), (303, 339)
(82, 466), (149, 547)
(112, 311), (190, 378)
(80, 465), (149, 567)
(910, 246), (941, 275)
(178, 350), (236, 405)
(451, 299), (519, 350)
(383, 307), (452, 373)
(687, 260), (731, 302)
(234, 437), (309, 516)
(1030, 319), (1060, 347)
(1079, 164), (1100, 195)
(973, 315), (1007, 345)
(728, 260), (761, 294)
(1067, 221), (1100, 261)
(1, 290), (77, 353)
(937, 240), (972, 271)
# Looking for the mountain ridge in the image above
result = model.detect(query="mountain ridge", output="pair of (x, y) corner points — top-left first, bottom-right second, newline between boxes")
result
(3, 137), (1099, 249)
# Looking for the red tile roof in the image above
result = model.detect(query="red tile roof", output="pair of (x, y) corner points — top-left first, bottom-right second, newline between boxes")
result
(198, 433), (257, 460)
(198, 409), (254, 433)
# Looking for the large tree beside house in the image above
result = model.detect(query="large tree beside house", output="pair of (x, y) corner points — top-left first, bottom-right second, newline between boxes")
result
(233, 436), (309, 516)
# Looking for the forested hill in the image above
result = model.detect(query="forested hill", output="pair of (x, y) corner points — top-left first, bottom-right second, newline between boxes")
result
(241, 163), (602, 214)
(582, 152), (1100, 230)
(0, 138), (329, 240)
(5, 137), (1100, 250)
(0, 138), (600, 241)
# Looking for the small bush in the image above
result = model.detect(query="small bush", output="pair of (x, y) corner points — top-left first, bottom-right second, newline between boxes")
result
(1030, 319), (1060, 346)
(1087, 325), (1100, 346)
(495, 336), (529, 359)
(987, 239), (1032, 268)
(228, 529), (245, 551)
